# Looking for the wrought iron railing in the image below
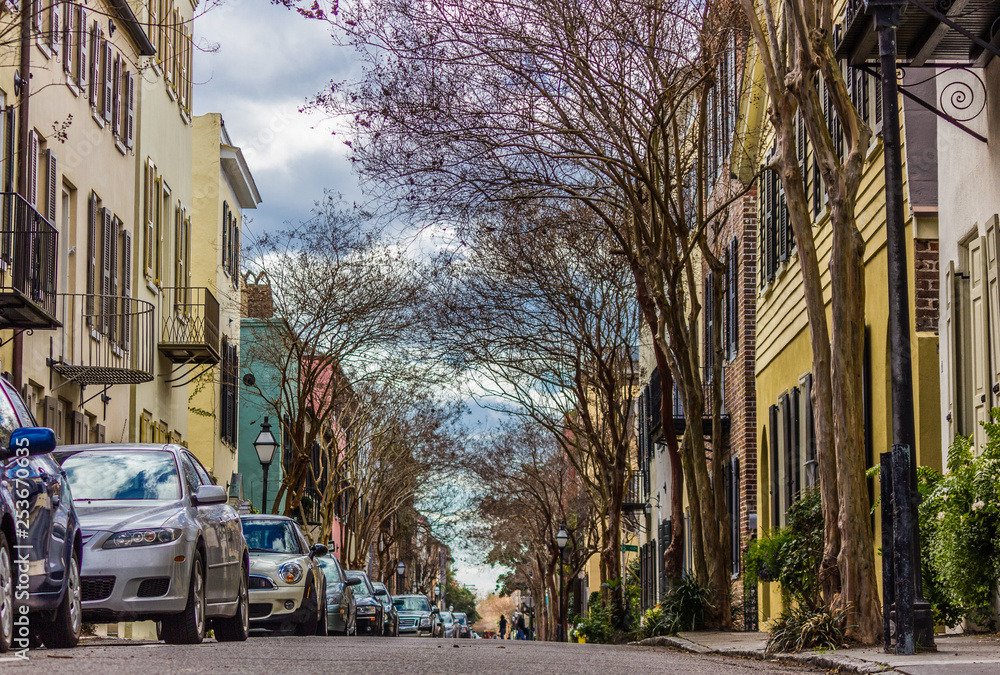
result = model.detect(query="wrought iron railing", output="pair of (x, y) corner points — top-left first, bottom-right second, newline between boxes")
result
(159, 286), (221, 363)
(51, 294), (155, 385)
(0, 192), (59, 328)
(672, 366), (726, 419)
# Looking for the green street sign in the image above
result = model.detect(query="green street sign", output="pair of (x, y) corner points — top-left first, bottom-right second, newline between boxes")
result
(620, 545), (638, 552)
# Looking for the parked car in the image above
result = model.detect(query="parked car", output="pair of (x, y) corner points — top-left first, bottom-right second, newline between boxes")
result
(55, 444), (249, 645)
(393, 594), (434, 636)
(435, 610), (458, 638)
(345, 571), (384, 635)
(317, 553), (356, 635)
(371, 582), (398, 637)
(0, 390), (83, 652)
(453, 611), (471, 638)
(241, 515), (328, 635)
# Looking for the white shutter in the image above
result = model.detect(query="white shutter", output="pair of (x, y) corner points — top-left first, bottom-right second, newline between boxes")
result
(51, 1), (60, 52)
(77, 6), (87, 90)
(125, 70), (135, 149)
(26, 130), (38, 208)
(90, 23), (101, 108)
(62, 0), (73, 74)
(986, 215), (1000, 409)
(46, 149), (57, 222)
(103, 40), (113, 122)
(112, 53), (121, 138)
(944, 262), (956, 442)
(970, 235), (990, 450)
(101, 207), (113, 334)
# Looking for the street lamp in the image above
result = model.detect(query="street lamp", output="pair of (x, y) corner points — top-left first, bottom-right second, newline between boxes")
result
(396, 561), (406, 595)
(556, 524), (568, 643)
(253, 417), (278, 514)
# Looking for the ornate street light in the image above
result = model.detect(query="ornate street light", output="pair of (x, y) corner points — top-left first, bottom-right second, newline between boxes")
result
(556, 524), (568, 642)
(253, 417), (278, 513)
(396, 561), (406, 595)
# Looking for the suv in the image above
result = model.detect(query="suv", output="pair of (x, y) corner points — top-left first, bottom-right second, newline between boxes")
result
(393, 594), (434, 636)
(0, 378), (83, 652)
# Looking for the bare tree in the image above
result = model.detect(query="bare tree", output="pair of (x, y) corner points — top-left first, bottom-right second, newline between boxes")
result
(735, 0), (881, 642)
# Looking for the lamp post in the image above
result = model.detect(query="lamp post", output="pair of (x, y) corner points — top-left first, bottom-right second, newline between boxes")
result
(556, 524), (568, 643)
(253, 417), (278, 514)
(396, 561), (406, 596)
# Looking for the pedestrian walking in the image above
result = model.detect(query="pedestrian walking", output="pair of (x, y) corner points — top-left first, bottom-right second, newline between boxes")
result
(516, 612), (526, 640)
(498, 613), (507, 639)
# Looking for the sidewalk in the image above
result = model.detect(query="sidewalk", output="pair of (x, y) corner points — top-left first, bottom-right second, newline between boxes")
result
(636, 630), (1000, 673)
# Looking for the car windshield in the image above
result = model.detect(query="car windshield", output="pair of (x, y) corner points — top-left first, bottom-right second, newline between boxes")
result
(241, 519), (302, 554)
(61, 451), (181, 500)
(396, 596), (430, 612)
(318, 557), (342, 584)
(349, 576), (372, 596)
(455, 614), (467, 624)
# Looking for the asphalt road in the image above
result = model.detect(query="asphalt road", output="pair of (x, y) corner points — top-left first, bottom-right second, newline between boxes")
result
(0, 635), (824, 674)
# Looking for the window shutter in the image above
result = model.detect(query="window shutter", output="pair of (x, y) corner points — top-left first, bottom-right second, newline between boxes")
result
(144, 161), (155, 274)
(812, 158), (821, 216)
(62, 1), (73, 74)
(32, 0), (42, 35)
(125, 70), (135, 149)
(101, 207), (113, 334)
(51, 1), (61, 52)
(179, 25), (188, 109)
(77, 6), (87, 89)
(112, 53), (121, 138)
(46, 149), (57, 222)
(769, 403), (780, 528)
(766, 170), (776, 282)
(27, 130), (38, 208)
(233, 226), (240, 287)
(121, 229), (132, 347)
(148, 2), (158, 57)
(103, 40), (113, 122)
(4, 106), (15, 195)
(109, 217), (119, 343)
(89, 23), (100, 108)
(85, 194), (97, 324)
(873, 71), (883, 126)
(221, 202), (228, 272)
(704, 272), (714, 375)
(985, 217), (1000, 408)
(164, 6), (174, 85)
(791, 386), (801, 500)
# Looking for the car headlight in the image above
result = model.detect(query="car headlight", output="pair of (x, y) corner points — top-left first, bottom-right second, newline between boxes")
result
(103, 528), (181, 549)
(420, 617), (430, 626)
(278, 561), (304, 584)
(358, 605), (376, 614)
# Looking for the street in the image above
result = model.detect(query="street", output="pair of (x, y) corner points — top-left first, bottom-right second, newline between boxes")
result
(1, 636), (822, 674)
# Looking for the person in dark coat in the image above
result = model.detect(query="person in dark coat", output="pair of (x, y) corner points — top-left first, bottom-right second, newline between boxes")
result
(498, 614), (507, 639)
(516, 613), (527, 640)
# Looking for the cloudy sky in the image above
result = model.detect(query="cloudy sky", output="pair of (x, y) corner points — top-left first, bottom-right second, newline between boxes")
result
(193, 2), (501, 599)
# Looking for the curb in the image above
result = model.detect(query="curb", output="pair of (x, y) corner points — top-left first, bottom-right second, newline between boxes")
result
(633, 636), (895, 673)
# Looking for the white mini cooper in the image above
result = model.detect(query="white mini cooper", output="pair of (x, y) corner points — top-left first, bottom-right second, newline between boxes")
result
(240, 515), (328, 635)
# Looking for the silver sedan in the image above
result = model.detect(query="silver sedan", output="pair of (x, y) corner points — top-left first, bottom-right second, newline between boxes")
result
(55, 444), (250, 644)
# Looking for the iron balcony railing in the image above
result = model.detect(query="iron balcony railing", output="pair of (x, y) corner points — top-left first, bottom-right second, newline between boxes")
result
(0, 192), (60, 329)
(672, 366), (726, 419)
(50, 293), (155, 385)
(158, 286), (221, 364)
(622, 470), (648, 512)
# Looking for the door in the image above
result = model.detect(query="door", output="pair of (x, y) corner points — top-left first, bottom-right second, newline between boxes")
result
(181, 453), (230, 605)
(969, 235), (990, 451)
(189, 454), (242, 600)
(986, 216), (1000, 410)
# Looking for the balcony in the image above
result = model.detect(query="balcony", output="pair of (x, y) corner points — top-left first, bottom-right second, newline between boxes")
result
(649, 367), (730, 440)
(50, 294), (155, 385)
(836, 0), (1000, 66)
(0, 192), (60, 330)
(158, 286), (221, 364)
(622, 470), (649, 512)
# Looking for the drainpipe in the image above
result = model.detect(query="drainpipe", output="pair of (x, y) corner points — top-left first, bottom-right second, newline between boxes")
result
(12, 1), (33, 392)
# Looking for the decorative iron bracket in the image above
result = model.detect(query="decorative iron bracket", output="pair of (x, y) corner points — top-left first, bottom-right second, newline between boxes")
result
(858, 65), (987, 143)
(0, 328), (32, 349)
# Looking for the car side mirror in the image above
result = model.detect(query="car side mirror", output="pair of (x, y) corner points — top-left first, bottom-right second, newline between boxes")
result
(309, 543), (328, 558)
(374, 588), (387, 597)
(192, 484), (227, 506)
(5, 427), (56, 459)
(346, 576), (364, 586)
(430, 607), (439, 614)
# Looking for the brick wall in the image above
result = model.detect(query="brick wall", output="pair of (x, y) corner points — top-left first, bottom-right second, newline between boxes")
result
(914, 238), (939, 333)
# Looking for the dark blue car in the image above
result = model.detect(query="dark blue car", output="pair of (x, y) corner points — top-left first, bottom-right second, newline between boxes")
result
(0, 377), (82, 652)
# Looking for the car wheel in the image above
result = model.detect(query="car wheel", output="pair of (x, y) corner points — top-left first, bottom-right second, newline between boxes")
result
(0, 531), (14, 653)
(294, 582), (319, 636)
(315, 600), (328, 636)
(214, 566), (249, 642)
(36, 547), (82, 648)
(162, 549), (206, 645)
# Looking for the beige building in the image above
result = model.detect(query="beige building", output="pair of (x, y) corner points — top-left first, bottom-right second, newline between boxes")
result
(189, 112), (260, 485)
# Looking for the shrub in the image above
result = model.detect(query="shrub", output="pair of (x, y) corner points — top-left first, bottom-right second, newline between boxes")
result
(660, 574), (713, 632)
(743, 487), (824, 609)
(574, 600), (615, 644)
(765, 605), (845, 654)
(918, 409), (1000, 629)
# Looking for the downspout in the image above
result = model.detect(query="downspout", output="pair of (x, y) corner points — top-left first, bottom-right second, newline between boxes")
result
(13, 1), (33, 392)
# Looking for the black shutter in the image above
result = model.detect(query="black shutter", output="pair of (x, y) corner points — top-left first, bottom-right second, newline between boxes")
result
(704, 272), (714, 376)
(729, 238), (738, 356)
(769, 404), (780, 529)
(791, 386), (801, 501)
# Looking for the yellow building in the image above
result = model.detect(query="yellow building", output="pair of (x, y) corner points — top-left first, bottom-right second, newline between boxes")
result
(188, 112), (260, 484)
(739, 14), (942, 623)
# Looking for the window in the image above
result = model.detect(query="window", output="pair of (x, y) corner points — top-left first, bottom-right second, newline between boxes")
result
(758, 159), (791, 289)
(220, 336), (239, 446)
(174, 202), (188, 289)
(144, 160), (157, 276)
(723, 237), (738, 360)
(85, 192), (99, 326)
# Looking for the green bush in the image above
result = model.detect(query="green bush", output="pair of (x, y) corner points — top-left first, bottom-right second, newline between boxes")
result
(743, 487), (824, 609)
(661, 574), (713, 632)
(918, 409), (1000, 629)
(574, 600), (615, 644)
(765, 605), (845, 654)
